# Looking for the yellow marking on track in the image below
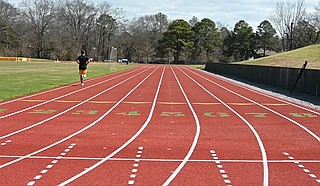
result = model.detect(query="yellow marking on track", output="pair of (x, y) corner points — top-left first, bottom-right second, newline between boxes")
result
(90, 101), (115, 104)
(56, 100), (80, 103)
(193, 103), (221, 105)
(20, 99), (46, 102)
(264, 103), (288, 106)
(123, 102), (151, 104)
(229, 103), (254, 106)
(157, 102), (186, 105)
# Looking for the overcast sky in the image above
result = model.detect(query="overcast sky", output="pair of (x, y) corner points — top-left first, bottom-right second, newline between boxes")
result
(7, 0), (320, 29)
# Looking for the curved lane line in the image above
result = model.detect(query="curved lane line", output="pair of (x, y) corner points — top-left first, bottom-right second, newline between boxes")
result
(201, 69), (319, 115)
(187, 68), (320, 142)
(178, 67), (269, 186)
(162, 67), (201, 186)
(0, 68), (150, 140)
(57, 67), (165, 185)
(0, 67), (157, 169)
(0, 68), (142, 119)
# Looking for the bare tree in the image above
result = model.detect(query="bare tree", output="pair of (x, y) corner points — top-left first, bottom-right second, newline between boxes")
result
(20, 0), (57, 58)
(311, 0), (320, 38)
(58, 0), (97, 57)
(270, 0), (306, 51)
(0, 0), (19, 56)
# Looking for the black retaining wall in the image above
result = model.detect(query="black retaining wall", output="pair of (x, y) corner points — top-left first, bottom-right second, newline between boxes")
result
(204, 62), (320, 97)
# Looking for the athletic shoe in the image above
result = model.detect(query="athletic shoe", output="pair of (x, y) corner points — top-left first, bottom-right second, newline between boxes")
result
(81, 82), (84, 86)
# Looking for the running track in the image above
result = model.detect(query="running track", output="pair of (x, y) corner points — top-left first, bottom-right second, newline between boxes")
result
(0, 65), (319, 186)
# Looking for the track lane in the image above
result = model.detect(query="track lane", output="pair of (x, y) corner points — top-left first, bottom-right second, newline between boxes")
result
(185, 67), (319, 141)
(0, 67), (150, 139)
(0, 67), (143, 119)
(0, 65), (319, 185)
(171, 66), (268, 185)
(179, 67), (319, 185)
(0, 67), (162, 185)
(0, 67), (156, 167)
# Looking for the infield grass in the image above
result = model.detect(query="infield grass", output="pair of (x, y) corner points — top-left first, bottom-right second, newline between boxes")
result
(0, 61), (136, 102)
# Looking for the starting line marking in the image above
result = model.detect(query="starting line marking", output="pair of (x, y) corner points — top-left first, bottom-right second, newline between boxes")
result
(19, 99), (289, 106)
(0, 155), (319, 163)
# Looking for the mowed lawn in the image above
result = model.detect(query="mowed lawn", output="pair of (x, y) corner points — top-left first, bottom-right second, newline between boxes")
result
(0, 61), (136, 102)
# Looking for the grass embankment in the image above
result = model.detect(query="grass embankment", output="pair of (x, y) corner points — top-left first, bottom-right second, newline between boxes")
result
(0, 61), (136, 102)
(238, 44), (320, 70)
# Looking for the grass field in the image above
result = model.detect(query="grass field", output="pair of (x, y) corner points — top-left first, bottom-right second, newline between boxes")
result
(238, 44), (320, 70)
(0, 61), (136, 102)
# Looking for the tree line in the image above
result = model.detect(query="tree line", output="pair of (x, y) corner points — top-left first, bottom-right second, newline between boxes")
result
(0, 0), (319, 63)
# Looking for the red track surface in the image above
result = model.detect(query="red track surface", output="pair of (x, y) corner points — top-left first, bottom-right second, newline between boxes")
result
(0, 65), (319, 186)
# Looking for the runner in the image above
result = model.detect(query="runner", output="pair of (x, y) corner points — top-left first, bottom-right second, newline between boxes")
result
(76, 50), (90, 86)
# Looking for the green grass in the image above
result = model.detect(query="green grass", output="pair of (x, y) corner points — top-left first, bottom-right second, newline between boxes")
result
(238, 44), (320, 70)
(0, 61), (136, 102)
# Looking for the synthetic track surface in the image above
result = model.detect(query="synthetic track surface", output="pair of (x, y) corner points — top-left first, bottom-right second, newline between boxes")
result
(0, 65), (319, 186)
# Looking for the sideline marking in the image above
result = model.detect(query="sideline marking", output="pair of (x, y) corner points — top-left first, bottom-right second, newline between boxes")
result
(283, 152), (320, 183)
(210, 150), (232, 185)
(26, 143), (76, 186)
(128, 147), (144, 185)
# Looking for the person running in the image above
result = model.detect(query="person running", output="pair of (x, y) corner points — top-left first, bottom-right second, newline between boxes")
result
(76, 50), (90, 86)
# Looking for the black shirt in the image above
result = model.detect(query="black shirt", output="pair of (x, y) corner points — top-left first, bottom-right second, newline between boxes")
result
(77, 55), (89, 70)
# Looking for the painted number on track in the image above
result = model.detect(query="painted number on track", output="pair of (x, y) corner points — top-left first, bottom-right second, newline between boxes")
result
(204, 112), (229, 117)
(245, 113), (267, 118)
(28, 109), (57, 114)
(290, 113), (317, 118)
(116, 111), (140, 116)
(72, 110), (98, 115)
(160, 112), (185, 117)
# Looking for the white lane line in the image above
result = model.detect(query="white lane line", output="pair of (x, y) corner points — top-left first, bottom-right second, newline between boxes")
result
(188, 68), (320, 141)
(57, 67), (164, 186)
(0, 68), (142, 119)
(128, 146), (144, 185)
(178, 67), (269, 186)
(199, 68), (320, 115)
(26, 143), (76, 186)
(283, 152), (319, 183)
(0, 68), (150, 140)
(0, 68), (153, 168)
(162, 67), (201, 186)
